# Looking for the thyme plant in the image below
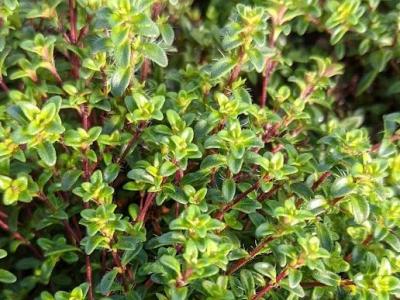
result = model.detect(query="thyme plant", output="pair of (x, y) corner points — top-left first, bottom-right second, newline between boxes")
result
(0, 0), (400, 299)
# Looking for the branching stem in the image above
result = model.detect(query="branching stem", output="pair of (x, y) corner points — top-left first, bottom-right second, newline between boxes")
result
(215, 180), (261, 220)
(226, 236), (275, 275)
(116, 121), (147, 164)
(0, 218), (43, 259)
(137, 192), (157, 223)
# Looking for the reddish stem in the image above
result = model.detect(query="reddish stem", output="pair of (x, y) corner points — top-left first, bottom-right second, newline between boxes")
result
(82, 150), (91, 182)
(227, 236), (275, 275)
(226, 64), (242, 89)
(70, 54), (80, 79)
(225, 47), (245, 93)
(371, 134), (400, 153)
(116, 121), (147, 164)
(144, 278), (154, 289)
(300, 84), (315, 100)
(151, 2), (163, 19)
(111, 250), (132, 291)
(257, 184), (281, 203)
(79, 103), (94, 300)
(67, 0), (80, 78)
(0, 79), (9, 93)
(137, 192), (157, 223)
(68, 0), (78, 44)
(138, 2), (162, 83)
(259, 60), (277, 107)
(215, 181), (261, 220)
(271, 142), (284, 153)
(85, 255), (94, 300)
(251, 267), (288, 300)
(258, 17), (280, 108)
(262, 123), (280, 144)
(176, 268), (193, 287)
(312, 171), (332, 191)
(80, 104), (92, 182)
(174, 168), (184, 217)
(0, 208), (8, 220)
(50, 65), (63, 84)
(72, 215), (83, 241)
(81, 104), (90, 131)
(63, 220), (79, 246)
(141, 59), (151, 82)
(100, 250), (107, 273)
(0, 218), (43, 259)
(77, 15), (93, 43)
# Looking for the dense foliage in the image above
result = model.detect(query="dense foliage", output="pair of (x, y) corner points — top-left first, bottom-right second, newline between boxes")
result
(1, 0), (400, 299)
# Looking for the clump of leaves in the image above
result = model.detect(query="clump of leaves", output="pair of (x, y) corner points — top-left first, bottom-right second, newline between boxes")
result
(0, 0), (400, 299)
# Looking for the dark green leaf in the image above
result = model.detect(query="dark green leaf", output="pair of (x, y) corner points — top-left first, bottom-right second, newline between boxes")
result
(99, 268), (119, 295)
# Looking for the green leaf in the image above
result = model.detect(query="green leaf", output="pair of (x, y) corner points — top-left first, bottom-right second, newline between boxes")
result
(233, 198), (261, 213)
(99, 268), (119, 295)
(281, 281), (305, 298)
(160, 255), (181, 275)
(111, 67), (132, 96)
(270, 152), (284, 170)
(36, 142), (57, 166)
(383, 113), (400, 135)
(350, 196), (369, 224)
(210, 57), (235, 79)
(159, 161), (178, 177)
(39, 291), (54, 300)
(3, 188), (19, 205)
(227, 156), (243, 174)
(291, 183), (313, 200)
(143, 43), (168, 67)
(384, 233), (400, 252)
(386, 81), (400, 96)
(256, 222), (274, 238)
(121, 244), (142, 266)
(356, 71), (378, 96)
(84, 236), (107, 255)
(62, 84), (78, 95)
(169, 286), (188, 300)
(45, 245), (80, 257)
(312, 270), (340, 286)
(40, 257), (58, 284)
(330, 27), (347, 45)
(248, 48), (265, 72)
(222, 179), (236, 202)
(316, 223), (333, 251)
(127, 169), (154, 184)
(200, 155), (226, 170)
(288, 268), (302, 288)
(160, 23), (174, 46)
(0, 176), (12, 190)
(4, 0), (18, 10)
(0, 269), (17, 283)
(128, 203), (139, 220)
(0, 249), (7, 259)
(254, 262), (276, 279)
(114, 42), (131, 66)
(40, 103), (57, 121)
(61, 170), (82, 191)
(104, 164), (120, 183)
(240, 269), (255, 296)
(136, 15), (159, 36)
(224, 211), (243, 230)
(330, 177), (354, 198)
